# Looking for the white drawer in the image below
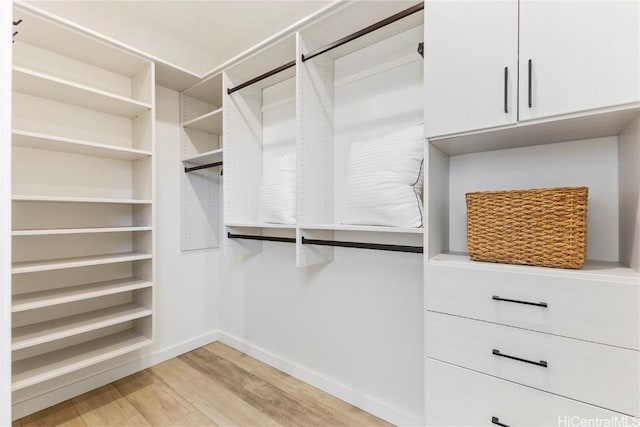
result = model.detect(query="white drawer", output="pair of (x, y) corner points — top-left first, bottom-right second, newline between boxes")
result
(425, 311), (639, 416)
(425, 263), (639, 349)
(425, 358), (636, 427)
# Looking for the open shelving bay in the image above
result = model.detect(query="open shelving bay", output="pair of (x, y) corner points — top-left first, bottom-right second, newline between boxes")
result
(10, 6), (155, 395)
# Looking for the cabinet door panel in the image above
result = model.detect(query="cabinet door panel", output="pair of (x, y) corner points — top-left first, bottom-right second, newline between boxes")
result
(519, 1), (640, 121)
(424, 1), (518, 137)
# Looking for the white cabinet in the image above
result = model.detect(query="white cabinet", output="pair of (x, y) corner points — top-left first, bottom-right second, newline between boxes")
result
(424, 0), (640, 138)
(423, 1), (518, 137)
(519, 0), (640, 121)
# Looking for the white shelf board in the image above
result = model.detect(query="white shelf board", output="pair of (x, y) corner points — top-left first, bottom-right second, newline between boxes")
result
(431, 104), (640, 156)
(183, 73), (223, 106)
(12, 278), (152, 313)
(182, 108), (223, 134)
(12, 252), (152, 274)
(300, 224), (424, 234)
(12, 226), (152, 236)
(182, 148), (223, 165)
(12, 130), (151, 161)
(12, 66), (151, 118)
(226, 222), (296, 230)
(429, 252), (640, 284)
(12, 330), (151, 391)
(12, 303), (152, 351)
(12, 195), (152, 205)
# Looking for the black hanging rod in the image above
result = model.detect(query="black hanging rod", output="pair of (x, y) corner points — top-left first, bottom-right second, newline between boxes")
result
(301, 3), (424, 62)
(227, 60), (296, 95)
(227, 232), (295, 244)
(13, 19), (23, 26)
(184, 161), (223, 173)
(301, 237), (423, 253)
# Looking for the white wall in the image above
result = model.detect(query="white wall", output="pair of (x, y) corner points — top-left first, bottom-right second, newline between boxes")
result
(219, 243), (424, 425)
(1, 0), (13, 425)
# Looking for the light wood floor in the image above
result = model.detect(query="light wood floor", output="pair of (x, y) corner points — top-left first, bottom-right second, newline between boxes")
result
(14, 342), (392, 427)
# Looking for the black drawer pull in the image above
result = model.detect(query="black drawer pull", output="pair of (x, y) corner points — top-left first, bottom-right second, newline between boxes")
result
(493, 349), (547, 367)
(492, 417), (510, 427)
(492, 295), (547, 308)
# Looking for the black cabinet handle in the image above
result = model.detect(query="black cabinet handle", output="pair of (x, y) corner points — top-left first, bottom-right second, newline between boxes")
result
(503, 67), (508, 113)
(528, 59), (532, 108)
(492, 417), (510, 427)
(492, 295), (547, 308)
(493, 349), (547, 367)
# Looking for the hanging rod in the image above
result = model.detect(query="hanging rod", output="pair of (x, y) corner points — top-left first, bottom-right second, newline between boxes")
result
(301, 237), (423, 253)
(227, 60), (296, 95)
(184, 161), (223, 173)
(227, 232), (295, 243)
(301, 3), (424, 62)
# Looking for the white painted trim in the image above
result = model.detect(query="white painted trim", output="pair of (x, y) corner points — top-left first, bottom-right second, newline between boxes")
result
(0, 0), (13, 424)
(11, 331), (218, 420)
(217, 332), (425, 427)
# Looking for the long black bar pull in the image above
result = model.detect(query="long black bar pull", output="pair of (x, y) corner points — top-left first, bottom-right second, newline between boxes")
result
(492, 417), (510, 427)
(227, 232), (295, 244)
(492, 295), (547, 308)
(492, 349), (548, 368)
(503, 66), (508, 113)
(528, 59), (533, 108)
(302, 237), (423, 253)
(301, 3), (424, 62)
(184, 161), (223, 173)
(227, 60), (296, 95)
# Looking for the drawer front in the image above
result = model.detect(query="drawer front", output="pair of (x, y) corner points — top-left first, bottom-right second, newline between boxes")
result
(425, 311), (639, 416)
(425, 264), (639, 349)
(425, 358), (636, 427)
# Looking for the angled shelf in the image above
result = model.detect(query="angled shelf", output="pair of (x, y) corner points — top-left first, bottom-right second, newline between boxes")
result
(12, 195), (152, 205)
(182, 108), (223, 134)
(12, 226), (152, 236)
(12, 303), (152, 351)
(12, 130), (152, 161)
(12, 330), (151, 391)
(12, 66), (151, 118)
(12, 252), (152, 274)
(182, 148), (223, 165)
(12, 278), (152, 313)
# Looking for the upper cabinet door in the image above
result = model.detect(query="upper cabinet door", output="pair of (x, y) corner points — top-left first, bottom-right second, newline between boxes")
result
(519, 1), (640, 122)
(424, 1), (518, 138)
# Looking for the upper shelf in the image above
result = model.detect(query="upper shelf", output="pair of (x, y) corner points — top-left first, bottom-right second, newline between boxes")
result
(12, 130), (152, 161)
(12, 66), (151, 118)
(300, 224), (424, 234)
(182, 108), (223, 134)
(13, 195), (152, 205)
(430, 104), (640, 156)
(182, 148), (223, 165)
(182, 73), (223, 107)
(12, 252), (152, 274)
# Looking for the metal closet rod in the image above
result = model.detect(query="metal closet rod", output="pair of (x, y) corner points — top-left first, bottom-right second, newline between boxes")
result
(227, 60), (296, 95)
(226, 232), (423, 253)
(301, 2), (424, 62)
(227, 232), (296, 243)
(184, 161), (223, 173)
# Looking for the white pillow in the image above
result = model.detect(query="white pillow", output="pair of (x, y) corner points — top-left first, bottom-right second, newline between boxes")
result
(258, 153), (296, 224)
(342, 124), (424, 228)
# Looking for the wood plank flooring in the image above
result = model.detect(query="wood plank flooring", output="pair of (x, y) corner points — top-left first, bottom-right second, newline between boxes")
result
(15, 342), (392, 427)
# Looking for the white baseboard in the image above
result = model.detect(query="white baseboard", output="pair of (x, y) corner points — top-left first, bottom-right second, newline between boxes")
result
(217, 331), (424, 427)
(12, 330), (219, 420)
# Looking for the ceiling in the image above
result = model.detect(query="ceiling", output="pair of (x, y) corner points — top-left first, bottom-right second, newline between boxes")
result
(26, 0), (332, 75)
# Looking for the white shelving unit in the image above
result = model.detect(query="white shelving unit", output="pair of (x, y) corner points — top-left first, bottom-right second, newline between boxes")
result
(179, 73), (223, 251)
(10, 6), (155, 395)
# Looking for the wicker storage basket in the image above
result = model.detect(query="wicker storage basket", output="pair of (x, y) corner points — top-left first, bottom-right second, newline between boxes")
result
(466, 187), (588, 269)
